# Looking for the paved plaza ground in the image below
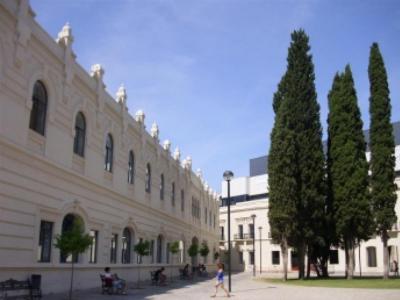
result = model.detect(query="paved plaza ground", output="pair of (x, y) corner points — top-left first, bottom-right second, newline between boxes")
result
(42, 272), (400, 300)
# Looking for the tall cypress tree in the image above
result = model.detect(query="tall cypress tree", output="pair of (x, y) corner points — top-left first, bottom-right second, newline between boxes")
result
(368, 43), (397, 280)
(268, 30), (325, 279)
(327, 66), (372, 279)
(268, 73), (297, 281)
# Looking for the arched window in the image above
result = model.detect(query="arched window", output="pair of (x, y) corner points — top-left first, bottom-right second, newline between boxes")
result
(128, 151), (135, 184)
(60, 214), (83, 263)
(160, 174), (164, 200)
(73, 112), (86, 157)
(145, 163), (151, 193)
(171, 182), (175, 206)
(181, 190), (185, 212)
(29, 81), (48, 135)
(157, 235), (163, 263)
(104, 134), (113, 172)
(121, 228), (132, 264)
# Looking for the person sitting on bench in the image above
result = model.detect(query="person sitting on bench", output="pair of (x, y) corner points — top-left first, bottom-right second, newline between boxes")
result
(154, 267), (167, 285)
(103, 267), (127, 294)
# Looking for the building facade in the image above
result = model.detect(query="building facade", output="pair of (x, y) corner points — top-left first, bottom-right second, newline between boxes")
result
(220, 122), (400, 275)
(0, 0), (219, 293)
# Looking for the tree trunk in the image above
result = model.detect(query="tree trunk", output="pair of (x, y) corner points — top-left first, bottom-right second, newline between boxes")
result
(281, 238), (288, 281)
(382, 231), (389, 280)
(306, 251), (311, 278)
(69, 261), (74, 300)
(345, 238), (355, 279)
(298, 241), (305, 279)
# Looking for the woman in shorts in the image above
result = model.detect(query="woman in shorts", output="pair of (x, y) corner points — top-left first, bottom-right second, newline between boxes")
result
(211, 263), (230, 298)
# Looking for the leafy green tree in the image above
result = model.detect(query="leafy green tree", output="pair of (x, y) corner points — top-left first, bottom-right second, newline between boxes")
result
(54, 217), (92, 300)
(168, 241), (180, 280)
(327, 66), (373, 279)
(188, 243), (199, 260)
(368, 42), (397, 280)
(134, 239), (150, 287)
(199, 242), (210, 262)
(268, 29), (325, 279)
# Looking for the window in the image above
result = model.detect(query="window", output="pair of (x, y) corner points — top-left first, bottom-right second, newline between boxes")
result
(110, 234), (118, 264)
(239, 252), (243, 264)
(60, 214), (80, 263)
(213, 214), (216, 229)
(209, 211), (212, 226)
(249, 251), (255, 265)
(367, 247), (377, 267)
(181, 190), (185, 212)
(128, 151), (135, 184)
(192, 198), (200, 219)
(248, 224), (254, 238)
(121, 228), (132, 264)
(29, 81), (47, 135)
(171, 182), (175, 206)
(38, 220), (53, 262)
(205, 208), (208, 224)
(73, 112), (86, 157)
(145, 164), (151, 193)
(329, 249), (339, 265)
(160, 174), (164, 200)
(104, 134), (113, 172)
(166, 242), (170, 264)
(150, 240), (155, 263)
(220, 226), (224, 240)
(89, 230), (98, 263)
(157, 235), (163, 263)
(272, 251), (280, 265)
(238, 225), (243, 239)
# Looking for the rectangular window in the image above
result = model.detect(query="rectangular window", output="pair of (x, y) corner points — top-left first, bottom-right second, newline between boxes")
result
(238, 225), (243, 239)
(89, 230), (98, 263)
(272, 251), (280, 265)
(205, 208), (208, 224)
(248, 224), (254, 238)
(239, 252), (243, 264)
(166, 243), (170, 264)
(150, 240), (155, 263)
(220, 226), (224, 240)
(249, 251), (255, 265)
(367, 247), (377, 267)
(181, 190), (185, 212)
(38, 221), (53, 262)
(110, 234), (118, 264)
(329, 249), (339, 265)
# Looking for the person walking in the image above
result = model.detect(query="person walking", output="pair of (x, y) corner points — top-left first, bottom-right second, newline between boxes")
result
(211, 263), (230, 298)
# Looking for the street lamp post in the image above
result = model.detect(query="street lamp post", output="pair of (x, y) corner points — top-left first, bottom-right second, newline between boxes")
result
(251, 214), (256, 277)
(258, 226), (262, 274)
(223, 170), (234, 292)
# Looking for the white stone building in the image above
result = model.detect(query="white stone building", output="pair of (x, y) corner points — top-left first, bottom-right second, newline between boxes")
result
(220, 122), (400, 275)
(0, 0), (219, 293)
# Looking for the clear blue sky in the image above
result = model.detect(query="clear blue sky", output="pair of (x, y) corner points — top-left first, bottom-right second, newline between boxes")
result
(30, 0), (400, 192)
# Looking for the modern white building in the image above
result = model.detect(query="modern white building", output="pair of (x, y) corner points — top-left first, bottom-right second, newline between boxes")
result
(0, 0), (219, 294)
(220, 122), (400, 275)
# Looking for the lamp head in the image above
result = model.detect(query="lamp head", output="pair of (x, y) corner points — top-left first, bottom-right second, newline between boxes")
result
(223, 170), (234, 181)
(251, 214), (256, 220)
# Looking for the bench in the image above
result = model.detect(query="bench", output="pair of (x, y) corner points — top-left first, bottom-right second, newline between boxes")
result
(99, 274), (113, 295)
(150, 271), (158, 285)
(0, 275), (42, 300)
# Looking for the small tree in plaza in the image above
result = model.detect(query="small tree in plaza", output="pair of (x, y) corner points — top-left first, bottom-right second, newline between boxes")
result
(54, 218), (92, 300)
(368, 42), (397, 280)
(134, 239), (150, 288)
(199, 242), (210, 263)
(168, 241), (180, 280)
(188, 242), (199, 265)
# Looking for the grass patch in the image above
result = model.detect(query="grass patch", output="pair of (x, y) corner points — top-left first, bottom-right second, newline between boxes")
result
(261, 277), (400, 289)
